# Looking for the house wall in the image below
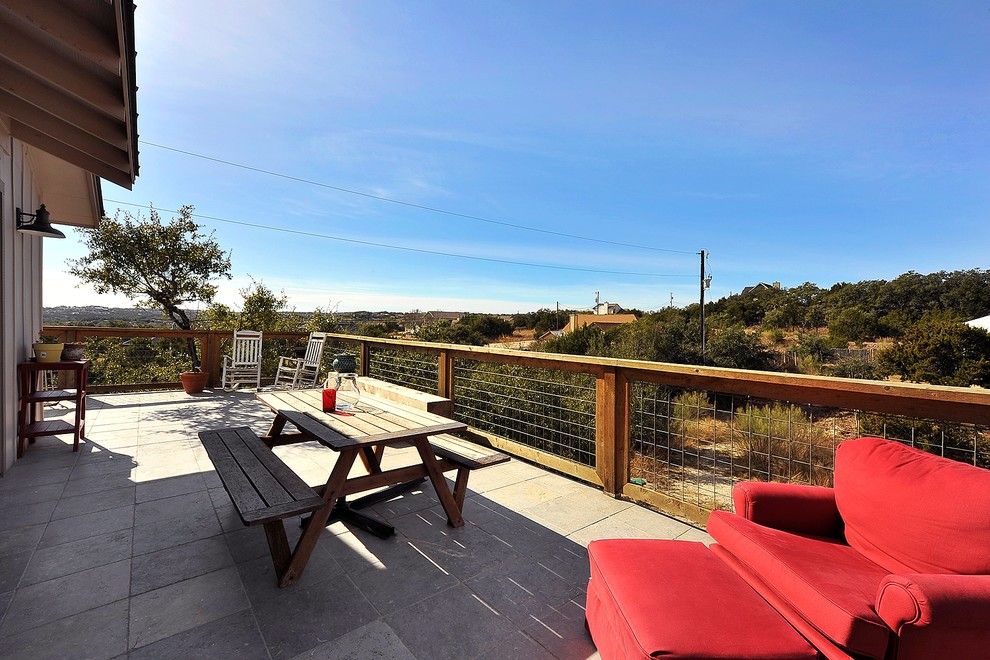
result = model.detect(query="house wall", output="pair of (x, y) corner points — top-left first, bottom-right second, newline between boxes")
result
(0, 116), (45, 473)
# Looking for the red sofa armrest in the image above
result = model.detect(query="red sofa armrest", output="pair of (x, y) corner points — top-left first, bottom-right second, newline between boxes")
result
(732, 482), (842, 538)
(876, 574), (990, 632)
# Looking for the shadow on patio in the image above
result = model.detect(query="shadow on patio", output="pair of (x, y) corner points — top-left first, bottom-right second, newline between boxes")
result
(0, 390), (706, 659)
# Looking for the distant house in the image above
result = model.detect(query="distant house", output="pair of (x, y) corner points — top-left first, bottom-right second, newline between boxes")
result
(538, 329), (565, 341)
(965, 314), (990, 332)
(741, 282), (782, 296)
(593, 301), (623, 315)
(425, 311), (463, 323)
(563, 313), (637, 333)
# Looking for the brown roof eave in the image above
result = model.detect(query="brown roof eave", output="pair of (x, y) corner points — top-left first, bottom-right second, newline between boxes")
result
(116, 0), (139, 185)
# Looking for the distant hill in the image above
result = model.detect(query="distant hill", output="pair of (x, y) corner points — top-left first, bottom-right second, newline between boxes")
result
(44, 306), (186, 327)
(43, 305), (426, 331)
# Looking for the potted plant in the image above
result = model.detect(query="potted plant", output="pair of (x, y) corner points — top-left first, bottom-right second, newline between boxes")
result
(180, 361), (209, 395)
(33, 335), (64, 363)
(61, 341), (87, 361)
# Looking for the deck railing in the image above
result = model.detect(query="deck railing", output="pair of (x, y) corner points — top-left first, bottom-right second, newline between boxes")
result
(43, 326), (990, 524)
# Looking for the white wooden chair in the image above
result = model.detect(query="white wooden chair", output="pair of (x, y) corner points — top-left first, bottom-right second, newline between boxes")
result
(221, 330), (263, 390)
(274, 332), (327, 389)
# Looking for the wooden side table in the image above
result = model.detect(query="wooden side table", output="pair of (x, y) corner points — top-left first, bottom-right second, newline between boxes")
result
(17, 360), (89, 457)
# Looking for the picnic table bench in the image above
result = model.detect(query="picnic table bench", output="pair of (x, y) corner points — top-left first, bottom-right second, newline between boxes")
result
(199, 388), (508, 587)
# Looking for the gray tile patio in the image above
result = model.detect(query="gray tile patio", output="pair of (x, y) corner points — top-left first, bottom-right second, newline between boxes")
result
(0, 390), (709, 659)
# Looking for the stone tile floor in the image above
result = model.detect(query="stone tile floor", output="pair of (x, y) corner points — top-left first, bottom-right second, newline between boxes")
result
(0, 390), (711, 659)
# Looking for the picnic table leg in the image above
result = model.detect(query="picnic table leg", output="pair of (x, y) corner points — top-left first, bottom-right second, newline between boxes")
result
(358, 446), (381, 474)
(263, 413), (287, 448)
(278, 447), (358, 588)
(263, 521), (292, 576)
(412, 438), (464, 528)
(452, 467), (470, 510)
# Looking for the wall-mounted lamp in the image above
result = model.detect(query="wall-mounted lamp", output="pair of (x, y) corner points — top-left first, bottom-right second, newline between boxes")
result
(16, 205), (65, 239)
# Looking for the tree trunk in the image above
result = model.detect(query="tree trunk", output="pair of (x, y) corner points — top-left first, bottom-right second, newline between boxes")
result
(166, 306), (199, 370)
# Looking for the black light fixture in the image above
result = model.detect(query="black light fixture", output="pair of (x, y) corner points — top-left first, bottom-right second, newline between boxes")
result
(16, 205), (65, 239)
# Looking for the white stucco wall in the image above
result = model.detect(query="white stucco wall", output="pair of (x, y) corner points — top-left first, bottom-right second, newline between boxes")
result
(0, 116), (45, 473)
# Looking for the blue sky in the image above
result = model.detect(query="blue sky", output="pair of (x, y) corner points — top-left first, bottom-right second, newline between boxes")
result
(45, 1), (990, 313)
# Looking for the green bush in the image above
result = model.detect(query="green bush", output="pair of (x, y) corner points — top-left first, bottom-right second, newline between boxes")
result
(826, 357), (883, 380)
(733, 403), (834, 484)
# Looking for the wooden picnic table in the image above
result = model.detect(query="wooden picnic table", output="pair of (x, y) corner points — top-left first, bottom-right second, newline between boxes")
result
(256, 388), (475, 536)
(202, 388), (508, 586)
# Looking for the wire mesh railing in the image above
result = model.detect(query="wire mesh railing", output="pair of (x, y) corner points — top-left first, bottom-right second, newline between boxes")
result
(452, 359), (597, 467)
(628, 382), (990, 514)
(367, 347), (439, 394)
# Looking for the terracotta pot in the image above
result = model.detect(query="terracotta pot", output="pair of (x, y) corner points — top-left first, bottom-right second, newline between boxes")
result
(180, 370), (209, 394)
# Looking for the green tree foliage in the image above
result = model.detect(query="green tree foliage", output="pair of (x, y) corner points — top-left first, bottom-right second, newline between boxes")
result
(69, 206), (231, 368)
(794, 331), (835, 362)
(542, 325), (610, 356)
(705, 325), (772, 370)
(828, 306), (879, 342)
(608, 310), (701, 363)
(459, 313), (513, 340)
(880, 314), (990, 386)
(416, 320), (485, 345)
(825, 357), (883, 380)
(415, 314), (513, 345)
(512, 308), (576, 334)
(198, 280), (296, 332)
(356, 321), (401, 338)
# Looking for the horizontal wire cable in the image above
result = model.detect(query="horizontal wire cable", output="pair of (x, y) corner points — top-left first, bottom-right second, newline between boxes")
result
(102, 198), (693, 279)
(138, 139), (697, 255)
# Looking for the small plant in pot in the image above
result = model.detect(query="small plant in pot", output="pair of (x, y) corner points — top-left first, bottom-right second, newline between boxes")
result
(33, 335), (64, 363)
(61, 341), (87, 361)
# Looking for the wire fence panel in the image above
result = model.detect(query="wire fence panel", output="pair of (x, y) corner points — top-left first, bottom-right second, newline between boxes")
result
(367, 347), (439, 394)
(452, 359), (597, 467)
(629, 382), (990, 513)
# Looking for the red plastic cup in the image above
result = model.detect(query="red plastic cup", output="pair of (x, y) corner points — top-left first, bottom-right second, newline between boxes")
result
(322, 388), (337, 412)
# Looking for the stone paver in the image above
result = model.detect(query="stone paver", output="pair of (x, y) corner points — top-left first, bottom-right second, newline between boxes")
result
(0, 390), (711, 659)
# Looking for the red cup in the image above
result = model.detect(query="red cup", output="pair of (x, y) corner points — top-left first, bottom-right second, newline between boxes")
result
(322, 388), (337, 412)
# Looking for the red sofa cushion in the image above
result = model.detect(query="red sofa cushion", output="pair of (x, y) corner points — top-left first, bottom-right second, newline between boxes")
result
(586, 539), (816, 659)
(708, 510), (892, 658)
(834, 437), (990, 575)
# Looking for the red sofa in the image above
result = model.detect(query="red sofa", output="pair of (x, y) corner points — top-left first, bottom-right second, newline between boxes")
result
(708, 437), (990, 659)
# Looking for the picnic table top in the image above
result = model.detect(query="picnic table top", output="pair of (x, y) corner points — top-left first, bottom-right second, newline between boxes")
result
(255, 388), (499, 467)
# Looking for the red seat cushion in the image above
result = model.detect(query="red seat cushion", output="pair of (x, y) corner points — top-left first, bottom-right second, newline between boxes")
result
(708, 510), (892, 658)
(586, 539), (817, 659)
(835, 437), (990, 575)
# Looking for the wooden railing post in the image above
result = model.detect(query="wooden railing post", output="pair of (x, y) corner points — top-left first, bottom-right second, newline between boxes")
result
(437, 350), (454, 399)
(358, 341), (369, 377)
(596, 367), (630, 496)
(202, 332), (219, 388)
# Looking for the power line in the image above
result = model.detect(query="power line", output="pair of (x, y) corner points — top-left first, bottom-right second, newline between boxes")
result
(137, 139), (697, 255)
(102, 199), (694, 279)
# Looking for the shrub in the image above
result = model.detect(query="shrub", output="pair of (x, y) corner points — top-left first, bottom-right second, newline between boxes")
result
(826, 357), (883, 380)
(732, 403), (834, 485)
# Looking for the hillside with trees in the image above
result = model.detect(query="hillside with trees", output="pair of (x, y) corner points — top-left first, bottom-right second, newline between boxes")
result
(525, 270), (990, 387)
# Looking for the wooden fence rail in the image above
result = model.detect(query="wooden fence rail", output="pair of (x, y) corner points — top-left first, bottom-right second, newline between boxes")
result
(43, 326), (990, 524)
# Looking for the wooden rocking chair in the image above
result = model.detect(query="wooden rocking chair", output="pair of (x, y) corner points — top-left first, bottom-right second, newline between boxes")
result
(221, 330), (263, 390)
(274, 332), (327, 389)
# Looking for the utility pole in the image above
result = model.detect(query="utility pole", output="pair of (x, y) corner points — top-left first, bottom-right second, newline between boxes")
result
(555, 301), (560, 330)
(699, 249), (708, 361)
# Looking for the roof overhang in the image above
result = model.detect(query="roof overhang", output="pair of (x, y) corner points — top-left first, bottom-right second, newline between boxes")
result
(0, 0), (139, 202)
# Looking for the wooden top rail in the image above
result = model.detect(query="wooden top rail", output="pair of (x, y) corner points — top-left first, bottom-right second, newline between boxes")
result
(324, 333), (990, 425)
